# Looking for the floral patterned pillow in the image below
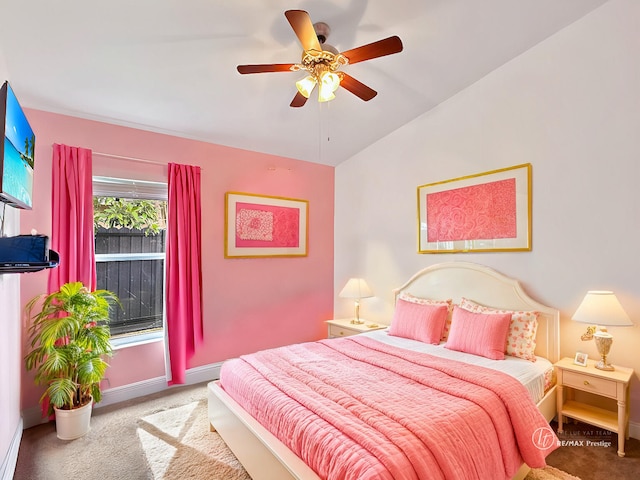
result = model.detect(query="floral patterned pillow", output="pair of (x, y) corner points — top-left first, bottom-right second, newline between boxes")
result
(397, 292), (453, 342)
(459, 297), (539, 362)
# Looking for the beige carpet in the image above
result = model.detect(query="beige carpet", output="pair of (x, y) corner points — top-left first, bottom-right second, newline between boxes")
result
(15, 382), (578, 480)
(16, 383), (249, 480)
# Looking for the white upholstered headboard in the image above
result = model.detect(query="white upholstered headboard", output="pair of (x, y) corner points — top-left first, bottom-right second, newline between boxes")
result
(392, 262), (560, 363)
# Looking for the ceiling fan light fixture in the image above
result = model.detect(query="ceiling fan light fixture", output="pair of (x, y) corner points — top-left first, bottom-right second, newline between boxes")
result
(318, 87), (336, 103)
(320, 71), (340, 92)
(296, 75), (317, 98)
(317, 70), (340, 102)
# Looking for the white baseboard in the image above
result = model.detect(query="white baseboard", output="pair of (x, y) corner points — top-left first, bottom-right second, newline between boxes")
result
(22, 361), (223, 429)
(630, 420), (640, 441)
(1, 418), (22, 480)
(181, 362), (223, 385)
(97, 361), (223, 409)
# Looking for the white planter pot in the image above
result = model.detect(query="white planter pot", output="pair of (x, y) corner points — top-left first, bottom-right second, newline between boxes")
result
(54, 399), (93, 440)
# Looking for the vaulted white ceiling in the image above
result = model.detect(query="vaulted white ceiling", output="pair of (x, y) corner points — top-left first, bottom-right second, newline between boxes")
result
(0, 0), (607, 166)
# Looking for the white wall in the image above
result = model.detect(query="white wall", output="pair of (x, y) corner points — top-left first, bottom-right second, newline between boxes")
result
(0, 210), (21, 480)
(0, 43), (23, 479)
(335, 0), (640, 424)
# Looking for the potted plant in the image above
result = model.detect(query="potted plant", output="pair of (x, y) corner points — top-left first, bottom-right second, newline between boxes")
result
(24, 282), (119, 440)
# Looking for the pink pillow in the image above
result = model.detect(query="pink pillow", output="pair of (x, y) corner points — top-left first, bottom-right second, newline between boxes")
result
(397, 292), (454, 341)
(389, 298), (449, 344)
(459, 298), (539, 362)
(444, 306), (511, 360)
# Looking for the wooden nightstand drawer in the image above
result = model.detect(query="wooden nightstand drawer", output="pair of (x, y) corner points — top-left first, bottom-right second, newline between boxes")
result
(328, 324), (356, 338)
(563, 371), (617, 398)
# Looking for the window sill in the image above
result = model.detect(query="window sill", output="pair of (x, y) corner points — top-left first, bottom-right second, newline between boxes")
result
(111, 330), (164, 350)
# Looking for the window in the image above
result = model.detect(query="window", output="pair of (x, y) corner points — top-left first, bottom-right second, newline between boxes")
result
(93, 176), (167, 342)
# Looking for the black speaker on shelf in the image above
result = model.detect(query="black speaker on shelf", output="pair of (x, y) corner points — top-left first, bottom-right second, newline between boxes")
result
(0, 234), (59, 273)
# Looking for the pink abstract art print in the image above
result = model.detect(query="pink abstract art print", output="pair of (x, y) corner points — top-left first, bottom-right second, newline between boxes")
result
(426, 178), (517, 242)
(235, 202), (300, 248)
(225, 192), (308, 257)
(417, 164), (531, 253)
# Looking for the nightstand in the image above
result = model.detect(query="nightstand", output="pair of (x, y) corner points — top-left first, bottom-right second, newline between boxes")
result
(325, 318), (386, 338)
(555, 356), (634, 457)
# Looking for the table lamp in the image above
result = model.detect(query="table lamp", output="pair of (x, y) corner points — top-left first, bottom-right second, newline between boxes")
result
(339, 278), (373, 324)
(571, 291), (633, 371)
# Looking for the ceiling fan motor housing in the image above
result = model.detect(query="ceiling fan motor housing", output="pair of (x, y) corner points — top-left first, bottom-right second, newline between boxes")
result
(313, 22), (330, 44)
(313, 22), (339, 55)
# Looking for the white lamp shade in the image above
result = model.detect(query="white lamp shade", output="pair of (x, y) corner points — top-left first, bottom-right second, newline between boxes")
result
(339, 278), (373, 299)
(571, 291), (633, 326)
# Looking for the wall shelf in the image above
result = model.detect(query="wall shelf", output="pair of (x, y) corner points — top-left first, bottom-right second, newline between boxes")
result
(0, 250), (59, 274)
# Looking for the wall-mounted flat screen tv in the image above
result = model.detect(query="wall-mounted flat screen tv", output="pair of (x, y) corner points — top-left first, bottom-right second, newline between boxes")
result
(0, 80), (35, 210)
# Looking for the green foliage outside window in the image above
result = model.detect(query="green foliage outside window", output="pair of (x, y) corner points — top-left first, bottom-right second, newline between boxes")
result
(93, 197), (166, 235)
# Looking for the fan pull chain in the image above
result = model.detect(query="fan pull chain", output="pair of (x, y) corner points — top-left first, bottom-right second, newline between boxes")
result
(317, 102), (331, 164)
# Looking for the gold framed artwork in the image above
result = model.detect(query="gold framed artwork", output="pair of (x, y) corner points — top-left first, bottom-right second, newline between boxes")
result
(225, 192), (308, 258)
(417, 163), (532, 253)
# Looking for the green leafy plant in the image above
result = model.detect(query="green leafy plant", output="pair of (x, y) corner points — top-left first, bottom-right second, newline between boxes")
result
(25, 282), (119, 414)
(93, 197), (166, 235)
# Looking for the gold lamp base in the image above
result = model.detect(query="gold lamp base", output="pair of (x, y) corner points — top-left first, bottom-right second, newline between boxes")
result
(350, 299), (364, 324)
(595, 359), (615, 371)
(594, 331), (615, 371)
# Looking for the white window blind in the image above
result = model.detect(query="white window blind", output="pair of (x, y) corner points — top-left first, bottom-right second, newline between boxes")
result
(93, 176), (167, 200)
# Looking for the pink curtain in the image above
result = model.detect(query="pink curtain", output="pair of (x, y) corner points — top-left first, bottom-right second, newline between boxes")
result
(48, 144), (96, 294)
(166, 163), (203, 385)
(42, 144), (95, 418)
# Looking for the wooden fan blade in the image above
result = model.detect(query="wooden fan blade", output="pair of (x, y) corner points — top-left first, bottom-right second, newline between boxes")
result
(340, 73), (378, 101)
(290, 92), (308, 108)
(285, 10), (322, 52)
(341, 36), (403, 65)
(237, 64), (295, 74)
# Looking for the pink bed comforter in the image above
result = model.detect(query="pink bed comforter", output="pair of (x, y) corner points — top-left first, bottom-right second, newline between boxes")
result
(219, 336), (558, 480)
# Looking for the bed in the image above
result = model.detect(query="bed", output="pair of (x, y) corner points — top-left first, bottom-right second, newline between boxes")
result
(208, 262), (560, 480)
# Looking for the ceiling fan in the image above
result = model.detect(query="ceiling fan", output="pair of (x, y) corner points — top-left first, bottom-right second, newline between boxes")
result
(237, 10), (403, 107)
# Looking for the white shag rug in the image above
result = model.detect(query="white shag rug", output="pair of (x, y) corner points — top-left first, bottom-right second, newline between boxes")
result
(136, 398), (250, 479)
(526, 465), (582, 480)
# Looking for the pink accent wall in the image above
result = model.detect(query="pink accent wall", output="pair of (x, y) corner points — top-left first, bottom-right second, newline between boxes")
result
(19, 109), (335, 410)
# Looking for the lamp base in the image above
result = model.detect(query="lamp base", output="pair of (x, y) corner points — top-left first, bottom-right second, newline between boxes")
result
(350, 300), (364, 324)
(595, 359), (615, 371)
(594, 331), (615, 371)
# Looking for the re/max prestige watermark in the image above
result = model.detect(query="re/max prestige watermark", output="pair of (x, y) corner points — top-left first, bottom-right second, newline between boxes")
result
(532, 426), (613, 450)
(556, 439), (612, 448)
